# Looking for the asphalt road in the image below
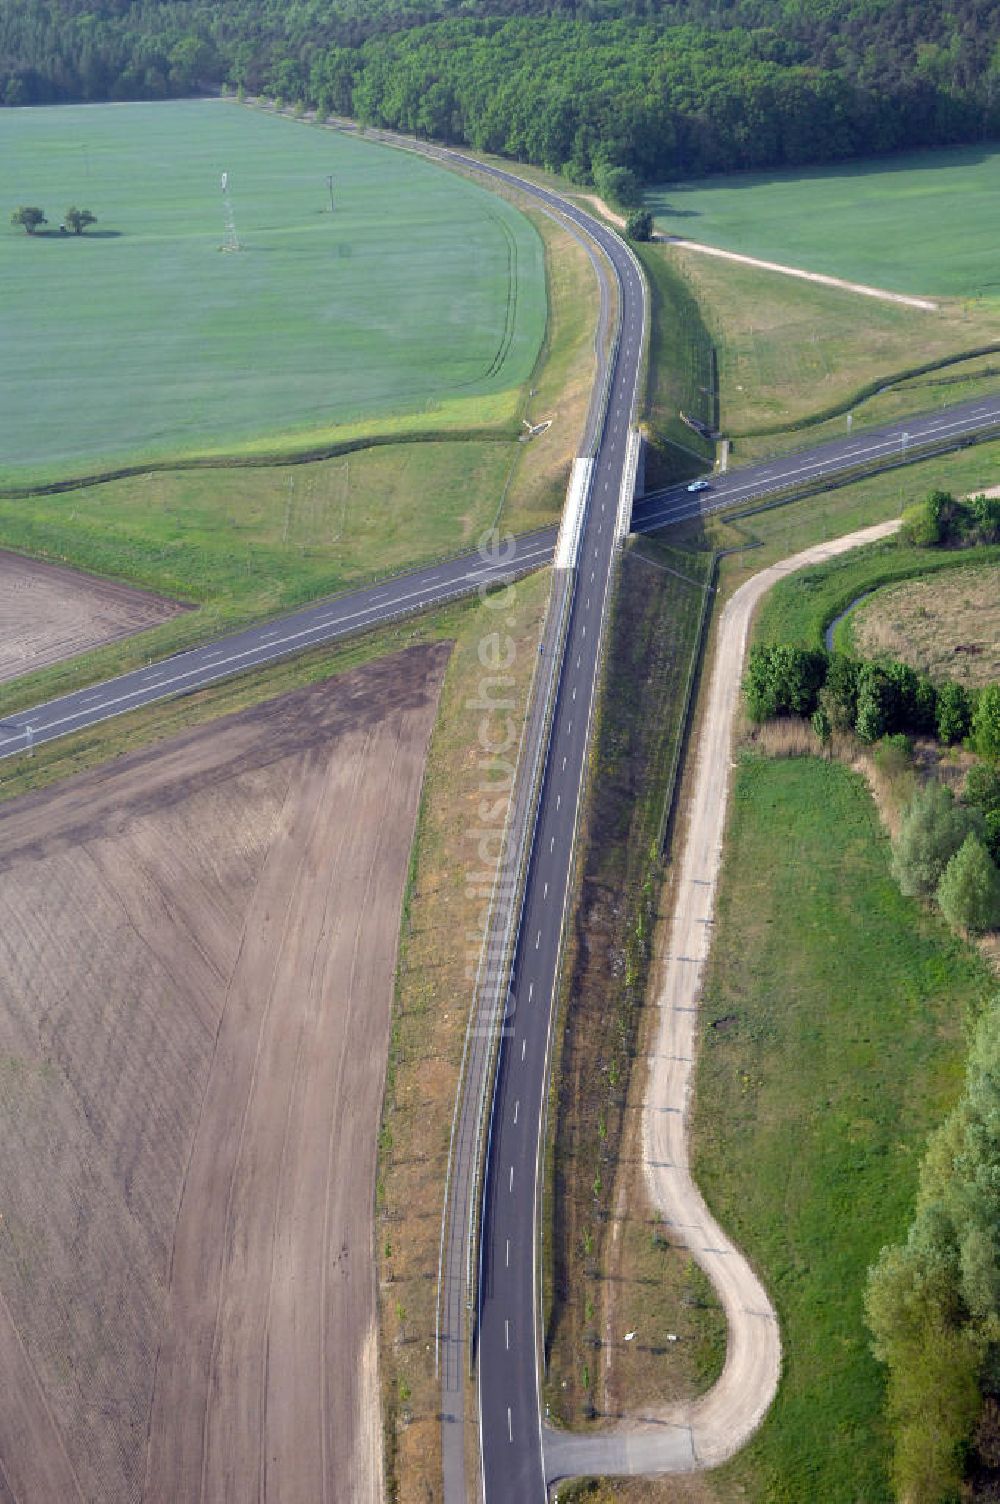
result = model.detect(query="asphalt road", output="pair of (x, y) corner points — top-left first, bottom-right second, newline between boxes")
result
(633, 390), (1000, 533)
(0, 530), (555, 760)
(464, 193), (646, 1501)
(5, 390), (999, 767)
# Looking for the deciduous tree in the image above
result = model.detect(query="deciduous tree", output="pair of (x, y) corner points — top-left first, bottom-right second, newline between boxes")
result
(892, 780), (982, 897)
(11, 205), (46, 235)
(64, 206), (96, 235)
(937, 834), (1000, 933)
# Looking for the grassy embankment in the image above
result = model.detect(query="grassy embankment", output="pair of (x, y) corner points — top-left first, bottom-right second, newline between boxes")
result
(378, 565), (551, 1501)
(638, 240), (1000, 469)
(542, 535), (725, 1428)
(751, 535), (1000, 653)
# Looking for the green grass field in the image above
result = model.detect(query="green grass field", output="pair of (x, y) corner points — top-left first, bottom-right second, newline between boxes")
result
(648, 144), (1000, 298)
(0, 439), (517, 717)
(695, 755), (994, 1502)
(3, 100), (545, 483)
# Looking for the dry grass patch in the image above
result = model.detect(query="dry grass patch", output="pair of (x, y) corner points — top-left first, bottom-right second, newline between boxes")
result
(665, 244), (1000, 459)
(848, 562), (1000, 687)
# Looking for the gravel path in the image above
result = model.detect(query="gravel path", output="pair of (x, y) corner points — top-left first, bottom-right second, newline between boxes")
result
(662, 239), (938, 310)
(546, 517), (901, 1487)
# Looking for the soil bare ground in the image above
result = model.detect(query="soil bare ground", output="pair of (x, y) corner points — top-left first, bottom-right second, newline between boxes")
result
(0, 550), (186, 684)
(0, 643), (447, 1503)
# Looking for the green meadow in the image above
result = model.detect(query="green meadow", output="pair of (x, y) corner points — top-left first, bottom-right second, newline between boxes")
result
(648, 144), (1000, 299)
(697, 755), (993, 1502)
(3, 101), (545, 483)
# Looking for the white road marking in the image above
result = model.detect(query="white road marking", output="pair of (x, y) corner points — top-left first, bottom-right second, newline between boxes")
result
(506, 1319), (510, 1350)
(509, 1166), (514, 1192)
(506, 1238), (510, 1268)
(514, 1100), (519, 1124)
(543, 881), (549, 898)
(550, 836), (555, 852)
(521, 1039), (527, 1061)
(536, 929), (541, 949)
(562, 756), (567, 771)
(528, 982), (534, 1002)
(0, 550), (558, 752)
(508, 1407), (513, 1443)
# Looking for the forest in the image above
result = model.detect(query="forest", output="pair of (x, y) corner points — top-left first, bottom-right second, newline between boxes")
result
(3, 0), (1000, 183)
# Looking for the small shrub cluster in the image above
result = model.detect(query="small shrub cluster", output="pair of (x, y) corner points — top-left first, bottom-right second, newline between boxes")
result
(744, 644), (1000, 754)
(592, 160), (644, 210)
(901, 488), (1000, 550)
(866, 995), (1000, 1504)
(892, 780), (1000, 933)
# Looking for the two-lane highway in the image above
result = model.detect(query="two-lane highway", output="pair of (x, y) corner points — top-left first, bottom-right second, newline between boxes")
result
(464, 185), (647, 1502)
(5, 393), (1000, 765)
(634, 391), (1000, 533)
(0, 530), (555, 759)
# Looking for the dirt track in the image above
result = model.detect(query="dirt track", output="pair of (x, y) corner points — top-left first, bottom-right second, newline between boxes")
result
(662, 239), (938, 309)
(640, 519), (902, 1464)
(0, 550), (186, 684)
(0, 644), (447, 1502)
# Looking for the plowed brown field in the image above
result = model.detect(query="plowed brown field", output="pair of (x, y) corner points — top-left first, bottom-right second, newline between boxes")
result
(0, 643), (447, 1503)
(0, 550), (186, 684)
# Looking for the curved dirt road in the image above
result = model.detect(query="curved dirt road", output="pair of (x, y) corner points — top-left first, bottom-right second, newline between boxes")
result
(546, 516), (901, 1485)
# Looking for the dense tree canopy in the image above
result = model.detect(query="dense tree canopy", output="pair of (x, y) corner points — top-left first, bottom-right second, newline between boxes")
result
(4, 1), (1000, 184)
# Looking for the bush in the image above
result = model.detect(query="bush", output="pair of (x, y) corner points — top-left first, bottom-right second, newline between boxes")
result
(963, 762), (1000, 815)
(855, 663), (894, 742)
(743, 644), (828, 723)
(892, 780), (983, 897)
(592, 160), (643, 209)
(937, 834), (1000, 933)
(900, 493), (946, 547)
(937, 680), (973, 745)
(972, 684), (1000, 761)
(625, 208), (654, 241)
(819, 652), (860, 731)
(983, 810), (1000, 866)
